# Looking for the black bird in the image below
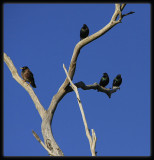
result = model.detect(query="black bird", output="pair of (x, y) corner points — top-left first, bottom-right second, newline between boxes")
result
(99, 73), (109, 87)
(112, 74), (122, 88)
(80, 24), (89, 40)
(20, 66), (36, 88)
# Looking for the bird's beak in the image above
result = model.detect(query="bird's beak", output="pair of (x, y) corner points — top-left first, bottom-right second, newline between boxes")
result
(20, 67), (23, 69)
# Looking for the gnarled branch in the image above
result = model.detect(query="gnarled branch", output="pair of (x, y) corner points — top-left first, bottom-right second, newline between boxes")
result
(65, 81), (120, 98)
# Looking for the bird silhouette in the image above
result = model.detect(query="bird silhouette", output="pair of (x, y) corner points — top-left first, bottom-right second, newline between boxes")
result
(112, 74), (122, 88)
(80, 24), (89, 40)
(99, 73), (109, 87)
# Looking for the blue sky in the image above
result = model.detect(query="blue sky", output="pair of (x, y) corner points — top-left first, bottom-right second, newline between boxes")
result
(4, 3), (150, 156)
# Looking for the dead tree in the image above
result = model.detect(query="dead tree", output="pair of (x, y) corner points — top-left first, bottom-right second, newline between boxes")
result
(4, 4), (134, 156)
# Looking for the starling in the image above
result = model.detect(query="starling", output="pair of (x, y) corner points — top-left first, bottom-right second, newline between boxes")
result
(80, 24), (89, 40)
(99, 73), (109, 87)
(112, 74), (122, 88)
(20, 66), (36, 88)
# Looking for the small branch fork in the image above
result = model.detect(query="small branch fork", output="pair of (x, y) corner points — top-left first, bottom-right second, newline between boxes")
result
(111, 4), (134, 23)
(63, 64), (97, 156)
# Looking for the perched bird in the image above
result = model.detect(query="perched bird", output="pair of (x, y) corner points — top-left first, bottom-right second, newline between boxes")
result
(112, 74), (122, 88)
(99, 73), (109, 87)
(80, 24), (89, 40)
(20, 66), (36, 88)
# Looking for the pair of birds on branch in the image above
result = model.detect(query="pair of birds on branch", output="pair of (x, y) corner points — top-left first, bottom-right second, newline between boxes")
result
(99, 73), (122, 89)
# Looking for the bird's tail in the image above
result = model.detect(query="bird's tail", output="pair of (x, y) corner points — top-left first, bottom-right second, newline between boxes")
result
(31, 81), (36, 88)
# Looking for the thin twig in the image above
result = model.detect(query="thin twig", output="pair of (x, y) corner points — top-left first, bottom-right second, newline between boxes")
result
(32, 130), (56, 156)
(122, 11), (135, 18)
(63, 64), (97, 156)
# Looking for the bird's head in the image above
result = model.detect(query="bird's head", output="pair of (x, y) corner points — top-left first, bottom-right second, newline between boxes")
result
(83, 24), (87, 29)
(116, 74), (121, 79)
(103, 73), (108, 77)
(20, 66), (29, 71)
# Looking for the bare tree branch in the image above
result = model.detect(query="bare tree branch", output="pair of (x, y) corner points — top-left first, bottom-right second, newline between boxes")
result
(122, 11), (135, 18)
(63, 64), (97, 156)
(121, 3), (126, 10)
(4, 52), (64, 156)
(45, 3), (130, 155)
(4, 52), (46, 119)
(65, 81), (120, 98)
(47, 3), (128, 117)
